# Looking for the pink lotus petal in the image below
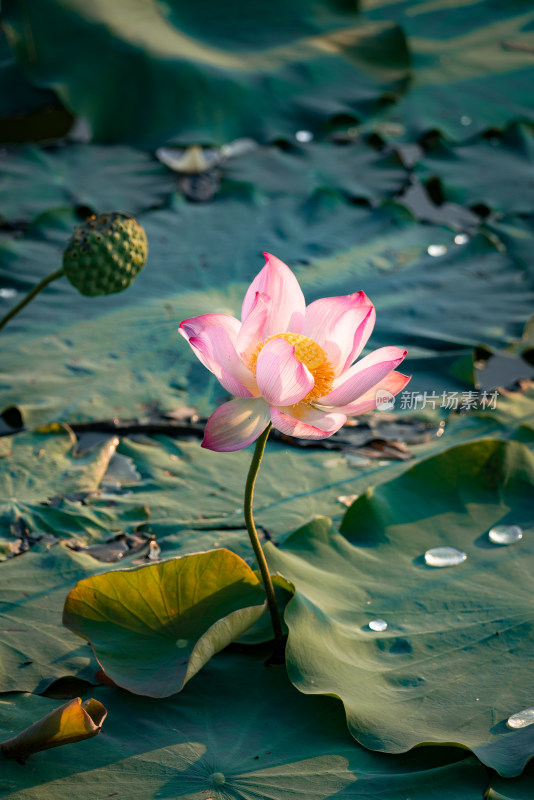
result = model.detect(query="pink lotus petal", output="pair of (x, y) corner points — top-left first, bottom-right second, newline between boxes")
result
(202, 398), (271, 452)
(236, 291), (270, 362)
(302, 293), (375, 375)
(330, 371), (411, 415)
(241, 253), (305, 336)
(179, 313), (241, 341)
(187, 325), (258, 398)
(341, 304), (377, 373)
(320, 346), (407, 407)
(256, 337), (314, 406)
(270, 405), (347, 440)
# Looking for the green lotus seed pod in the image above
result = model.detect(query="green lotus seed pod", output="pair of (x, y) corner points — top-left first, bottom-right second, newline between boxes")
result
(62, 213), (148, 297)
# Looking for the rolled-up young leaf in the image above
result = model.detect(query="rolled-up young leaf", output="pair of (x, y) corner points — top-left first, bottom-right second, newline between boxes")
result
(1, 697), (107, 764)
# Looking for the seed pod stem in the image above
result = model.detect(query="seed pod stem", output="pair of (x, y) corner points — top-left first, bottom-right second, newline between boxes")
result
(0, 267), (65, 332)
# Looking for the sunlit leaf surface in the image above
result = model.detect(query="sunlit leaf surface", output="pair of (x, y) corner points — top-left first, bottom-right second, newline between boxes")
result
(63, 549), (266, 696)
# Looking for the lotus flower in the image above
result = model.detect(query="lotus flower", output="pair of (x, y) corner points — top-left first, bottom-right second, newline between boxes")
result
(179, 254), (409, 451)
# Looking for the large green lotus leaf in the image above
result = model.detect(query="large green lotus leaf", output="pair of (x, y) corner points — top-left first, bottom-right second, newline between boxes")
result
(107, 435), (413, 555)
(363, 0), (534, 140)
(487, 765), (534, 800)
(485, 215), (534, 274)
(63, 549), (267, 696)
(5, 184), (527, 397)
(0, 196), (423, 336)
(223, 139), (409, 204)
(3, 0), (409, 146)
(0, 429), (147, 550)
(0, 649), (488, 800)
(3, 202), (532, 425)
(0, 136), (409, 224)
(265, 439), (534, 776)
(0, 543), (104, 693)
(438, 389), (534, 453)
(414, 124), (534, 214)
(303, 231), (534, 356)
(0, 144), (176, 223)
(0, 202), (438, 416)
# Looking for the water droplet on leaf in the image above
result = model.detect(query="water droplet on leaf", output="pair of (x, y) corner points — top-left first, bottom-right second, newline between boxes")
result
(460, 115), (472, 126)
(427, 244), (447, 257)
(488, 524), (523, 545)
(507, 708), (534, 729)
(454, 234), (469, 245)
(424, 547), (467, 567)
(295, 130), (313, 143)
(369, 619), (388, 632)
(0, 288), (17, 299)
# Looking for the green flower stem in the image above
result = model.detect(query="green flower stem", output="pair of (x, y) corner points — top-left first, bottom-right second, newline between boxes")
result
(0, 268), (65, 332)
(244, 422), (284, 650)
